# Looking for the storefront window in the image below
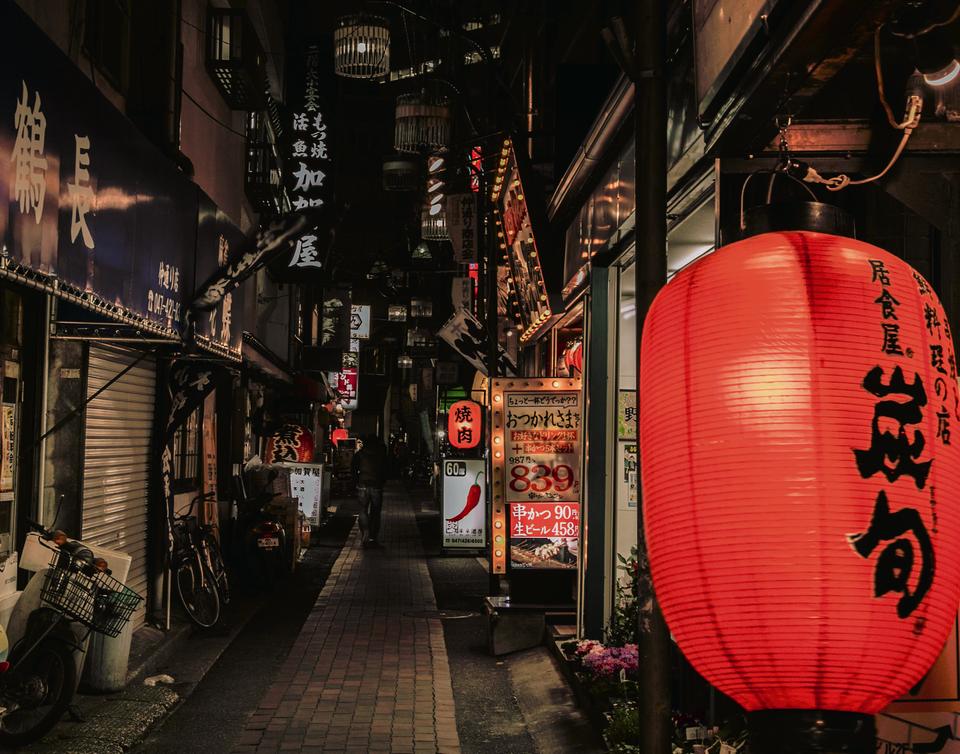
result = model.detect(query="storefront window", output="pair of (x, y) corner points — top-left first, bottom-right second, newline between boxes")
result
(173, 408), (200, 489)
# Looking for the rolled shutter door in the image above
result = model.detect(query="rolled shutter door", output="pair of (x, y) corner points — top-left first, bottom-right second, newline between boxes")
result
(82, 344), (156, 630)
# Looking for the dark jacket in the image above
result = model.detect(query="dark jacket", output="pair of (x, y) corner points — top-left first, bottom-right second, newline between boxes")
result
(352, 441), (388, 488)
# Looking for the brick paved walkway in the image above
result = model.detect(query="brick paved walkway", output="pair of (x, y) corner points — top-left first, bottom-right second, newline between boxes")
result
(235, 486), (461, 754)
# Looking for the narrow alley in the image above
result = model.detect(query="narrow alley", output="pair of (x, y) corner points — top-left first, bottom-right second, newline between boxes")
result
(128, 486), (598, 754)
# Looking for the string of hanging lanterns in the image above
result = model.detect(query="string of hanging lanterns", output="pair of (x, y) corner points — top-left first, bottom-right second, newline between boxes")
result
(333, 14), (391, 79)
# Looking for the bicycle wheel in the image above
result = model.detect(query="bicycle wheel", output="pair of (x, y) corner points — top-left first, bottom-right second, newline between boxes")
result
(0, 637), (76, 747)
(203, 534), (230, 605)
(175, 555), (220, 628)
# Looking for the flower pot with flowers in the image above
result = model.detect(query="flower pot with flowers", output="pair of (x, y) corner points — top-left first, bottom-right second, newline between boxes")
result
(559, 546), (641, 743)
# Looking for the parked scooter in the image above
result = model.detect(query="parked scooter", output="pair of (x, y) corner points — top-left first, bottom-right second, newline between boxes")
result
(0, 521), (141, 746)
(234, 473), (288, 588)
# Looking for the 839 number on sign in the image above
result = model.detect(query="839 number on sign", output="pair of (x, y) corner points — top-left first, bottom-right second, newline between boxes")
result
(508, 464), (575, 494)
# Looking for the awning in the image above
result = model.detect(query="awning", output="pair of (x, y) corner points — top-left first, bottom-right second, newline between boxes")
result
(242, 332), (294, 384)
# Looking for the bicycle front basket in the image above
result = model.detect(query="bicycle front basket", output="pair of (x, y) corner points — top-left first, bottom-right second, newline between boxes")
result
(40, 549), (143, 637)
(40, 551), (98, 628)
(90, 571), (143, 637)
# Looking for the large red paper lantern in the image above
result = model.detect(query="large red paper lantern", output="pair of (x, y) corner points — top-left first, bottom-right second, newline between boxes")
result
(447, 400), (482, 450)
(640, 231), (960, 746)
(264, 424), (314, 464)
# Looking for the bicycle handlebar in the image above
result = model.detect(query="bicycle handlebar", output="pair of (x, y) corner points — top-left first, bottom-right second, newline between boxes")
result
(175, 491), (217, 521)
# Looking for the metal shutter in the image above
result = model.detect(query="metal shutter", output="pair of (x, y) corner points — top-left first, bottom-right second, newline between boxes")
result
(82, 344), (156, 630)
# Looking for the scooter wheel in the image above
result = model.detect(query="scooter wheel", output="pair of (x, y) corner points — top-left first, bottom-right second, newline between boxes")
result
(0, 637), (76, 746)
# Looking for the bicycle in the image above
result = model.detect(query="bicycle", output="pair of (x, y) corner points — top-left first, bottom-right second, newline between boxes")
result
(0, 522), (142, 745)
(172, 492), (228, 628)
(195, 493), (230, 606)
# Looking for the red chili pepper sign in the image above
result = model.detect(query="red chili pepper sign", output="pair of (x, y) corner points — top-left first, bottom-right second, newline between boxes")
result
(447, 471), (483, 522)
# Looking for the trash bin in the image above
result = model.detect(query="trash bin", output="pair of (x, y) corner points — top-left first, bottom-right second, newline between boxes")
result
(82, 545), (135, 693)
(84, 619), (134, 693)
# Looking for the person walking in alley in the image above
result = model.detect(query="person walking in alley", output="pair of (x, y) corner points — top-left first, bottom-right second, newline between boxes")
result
(352, 435), (388, 546)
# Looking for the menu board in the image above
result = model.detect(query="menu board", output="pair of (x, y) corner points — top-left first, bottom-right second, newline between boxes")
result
(491, 378), (582, 572)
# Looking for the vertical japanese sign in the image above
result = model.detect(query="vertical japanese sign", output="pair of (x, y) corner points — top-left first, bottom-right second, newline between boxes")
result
(325, 297), (361, 411)
(320, 287), (351, 350)
(201, 391), (217, 510)
(327, 369), (359, 411)
(442, 459), (486, 549)
(617, 442), (638, 509)
(446, 193), (478, 263)
(193, 195), (245, 357)
(284, 41), (332, 274)
(491, 378), (582, 572)
(617, 390), (637, 439)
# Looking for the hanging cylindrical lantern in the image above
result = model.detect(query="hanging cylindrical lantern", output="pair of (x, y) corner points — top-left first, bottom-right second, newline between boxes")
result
(264, 424), (315, 464)
(447, 400), (482, 450)
(394, 90), (451, 154)
(640, 230), (960, 752)
(382, 155), (421, 191)
(333, 14), (390, 79)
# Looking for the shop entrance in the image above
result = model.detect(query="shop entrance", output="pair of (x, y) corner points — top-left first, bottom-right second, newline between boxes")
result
(81, 343), (157, 630)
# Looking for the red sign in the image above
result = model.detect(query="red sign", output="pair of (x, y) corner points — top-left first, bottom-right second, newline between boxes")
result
(641, 230), (960, 723)
(509, 502), (579, 538)
(265, 424), (314, 464)
(470, 146), (482, 193)
(447, 400), (481, 450)
(330, 368), (359, 410)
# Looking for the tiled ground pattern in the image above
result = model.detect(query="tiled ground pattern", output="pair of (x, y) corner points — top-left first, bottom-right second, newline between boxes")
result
(234, 489), (461, 754)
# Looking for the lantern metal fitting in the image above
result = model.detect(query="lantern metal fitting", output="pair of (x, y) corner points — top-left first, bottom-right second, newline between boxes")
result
(420, 204), (448, 240)
(394, 91), (451, 154)
(333, 14), (390, 79)
(382, 155), (421, 191)
(420, 154), (449, 239)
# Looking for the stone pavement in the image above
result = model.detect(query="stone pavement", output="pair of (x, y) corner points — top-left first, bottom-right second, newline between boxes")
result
(234, 485), (461, 754)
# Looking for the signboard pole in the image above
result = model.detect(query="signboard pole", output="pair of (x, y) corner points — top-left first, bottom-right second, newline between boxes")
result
(478, 162), (502, 597)
(633, 1), (670, 749)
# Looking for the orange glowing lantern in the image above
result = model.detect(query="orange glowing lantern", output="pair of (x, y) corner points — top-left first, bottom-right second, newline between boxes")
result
(640, 231), (960, 750)
(264, 424), (314, 464)
(331, 428), (349, 447)
(448, 400), (482, 450)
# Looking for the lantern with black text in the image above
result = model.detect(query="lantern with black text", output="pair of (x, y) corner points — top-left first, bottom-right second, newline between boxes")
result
(640, 231), (960, 752)
(264, 424), (314, 464)
(448, 400), (481, 451)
